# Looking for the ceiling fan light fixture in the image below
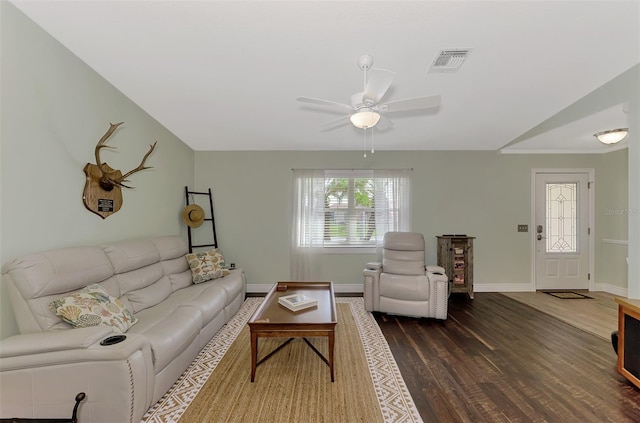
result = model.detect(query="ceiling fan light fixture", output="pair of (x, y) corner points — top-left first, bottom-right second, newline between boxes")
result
(350, 109), (380, 129)
(594, 128), (628, 144)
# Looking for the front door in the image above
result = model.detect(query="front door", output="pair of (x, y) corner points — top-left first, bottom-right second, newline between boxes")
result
(534, 172), (590, 290)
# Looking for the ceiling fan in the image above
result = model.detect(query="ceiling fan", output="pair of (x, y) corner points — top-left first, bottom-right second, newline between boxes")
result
(296, 54), (441, 153)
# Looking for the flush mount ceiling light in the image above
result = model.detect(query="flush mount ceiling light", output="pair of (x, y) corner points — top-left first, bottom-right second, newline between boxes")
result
(349, 109), (381, 129)
(594, 128), (628, 144)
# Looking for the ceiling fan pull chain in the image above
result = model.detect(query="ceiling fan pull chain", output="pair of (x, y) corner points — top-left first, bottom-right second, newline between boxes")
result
(371, 127), (375, 154)
(363, 128), (367, 158)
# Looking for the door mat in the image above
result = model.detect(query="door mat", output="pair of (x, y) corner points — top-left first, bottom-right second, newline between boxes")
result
(543, 291), (593, 299)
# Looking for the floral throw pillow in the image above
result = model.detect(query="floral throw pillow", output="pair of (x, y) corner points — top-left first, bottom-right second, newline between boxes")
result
(49, 284), (138, 333)
(185, 248), (231, 284)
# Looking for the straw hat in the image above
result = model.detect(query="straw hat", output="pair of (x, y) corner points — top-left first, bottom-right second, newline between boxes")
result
(182, 204), (205, 228)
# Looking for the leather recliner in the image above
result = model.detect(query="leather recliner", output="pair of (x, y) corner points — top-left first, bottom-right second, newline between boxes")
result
(363, 232), (449, 320)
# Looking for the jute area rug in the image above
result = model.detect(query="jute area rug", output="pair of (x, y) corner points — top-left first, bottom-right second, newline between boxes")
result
(141, 297), (422, 422)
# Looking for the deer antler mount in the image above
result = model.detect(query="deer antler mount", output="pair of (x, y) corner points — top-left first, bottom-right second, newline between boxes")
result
(83, 122), (157, 219)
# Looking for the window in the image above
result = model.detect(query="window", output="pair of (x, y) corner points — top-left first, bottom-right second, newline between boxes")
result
(292, 169), (411, 249)
(546, 182), (578, 253)
(324, 171), (376, 246)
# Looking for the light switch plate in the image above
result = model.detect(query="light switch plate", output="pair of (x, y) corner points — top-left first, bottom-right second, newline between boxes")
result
(517, 224), (528, 232)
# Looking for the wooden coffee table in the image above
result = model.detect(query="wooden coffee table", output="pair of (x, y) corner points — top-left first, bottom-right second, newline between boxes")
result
(248, 281), (337, 382)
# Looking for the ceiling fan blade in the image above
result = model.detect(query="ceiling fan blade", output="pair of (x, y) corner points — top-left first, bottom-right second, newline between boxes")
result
(363, 68), (395, 105)
(297, 97), (353, 112)
(350, 92), (365, 108)
(320, 115), (352, 130)
(382, 95), (441, 113)
(375, 114), (394, 131)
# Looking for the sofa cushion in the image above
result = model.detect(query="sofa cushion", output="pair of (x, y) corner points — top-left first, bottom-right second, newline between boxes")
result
(49, 284), (138, 333)
(129, 305), (202, 372)
(3, 247), (116, 333)
(383, 232), (425, 251)
(185, 249), (230, 283)
(4, 247), (114, 299)
(168, 269), (193, 291)
(207, 270), (245, 304)
(102, 240), (160, 274)
(151, 236), (189, 261)
(380, 274), (430, 301)
(161, 282), (227, 325)
(382, 249), (425, 275)
(124, 275), (173, 314)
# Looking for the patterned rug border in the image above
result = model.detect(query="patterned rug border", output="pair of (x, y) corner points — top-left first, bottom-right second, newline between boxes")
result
(141, 297), (422, 423)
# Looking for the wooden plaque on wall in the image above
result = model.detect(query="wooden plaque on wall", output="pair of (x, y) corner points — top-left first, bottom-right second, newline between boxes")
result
(82, 163), (123, 219)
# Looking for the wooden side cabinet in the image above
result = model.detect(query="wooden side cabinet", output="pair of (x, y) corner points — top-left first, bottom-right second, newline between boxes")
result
(615, 298), (640, 389)
(436, 235), (475, 299)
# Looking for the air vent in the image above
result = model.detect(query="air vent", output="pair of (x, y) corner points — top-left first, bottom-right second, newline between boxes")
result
(429, 49), (472, 73)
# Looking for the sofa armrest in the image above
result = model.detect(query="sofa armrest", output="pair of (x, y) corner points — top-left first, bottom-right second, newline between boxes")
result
(0, 326), (113, 358)
(0, 330), (155, 422)
(427, 269), (449, 320)
(365, 262), (382, 271)
(426, 265), (446, 275)
(426, 267), (448, 286)
(363, 263), (382, 312)
(1, 331), (154, 368)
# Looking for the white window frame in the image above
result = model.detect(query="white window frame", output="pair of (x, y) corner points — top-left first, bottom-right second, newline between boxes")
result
(292, 169), (412, 253)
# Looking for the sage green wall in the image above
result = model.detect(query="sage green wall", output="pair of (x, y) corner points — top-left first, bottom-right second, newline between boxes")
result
(194, 150), (626, 292)
(0, 3), (194, 338)
(597, 149), (629, 291)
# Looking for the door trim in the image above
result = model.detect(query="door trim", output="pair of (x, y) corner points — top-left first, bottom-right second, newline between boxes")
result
(530, 168), (595, 291)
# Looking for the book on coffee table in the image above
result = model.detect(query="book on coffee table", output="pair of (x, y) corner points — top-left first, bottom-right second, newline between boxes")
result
(278, 293), (318, 312)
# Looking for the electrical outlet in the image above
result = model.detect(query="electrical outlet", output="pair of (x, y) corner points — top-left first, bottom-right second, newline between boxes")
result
(517, 224), (528, 232)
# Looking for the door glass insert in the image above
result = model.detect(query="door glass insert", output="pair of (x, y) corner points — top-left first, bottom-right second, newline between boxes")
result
(546, 183), (577, 253)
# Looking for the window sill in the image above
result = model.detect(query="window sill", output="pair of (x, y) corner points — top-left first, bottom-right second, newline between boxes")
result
(322, 247), (377, 254)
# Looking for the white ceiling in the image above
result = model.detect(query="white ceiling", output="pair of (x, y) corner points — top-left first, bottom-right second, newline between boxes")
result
(10, 1), (640, 153)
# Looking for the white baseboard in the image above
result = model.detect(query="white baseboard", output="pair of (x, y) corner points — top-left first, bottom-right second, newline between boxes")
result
(246, 283), (364, 294)
(593, 283), (628, 297)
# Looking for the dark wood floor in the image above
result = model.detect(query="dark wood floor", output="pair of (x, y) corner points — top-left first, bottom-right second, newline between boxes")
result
(373, 292), (640, 423)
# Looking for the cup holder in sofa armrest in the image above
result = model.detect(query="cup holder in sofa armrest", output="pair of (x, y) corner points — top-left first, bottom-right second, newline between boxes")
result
(100, 335), (126, 346)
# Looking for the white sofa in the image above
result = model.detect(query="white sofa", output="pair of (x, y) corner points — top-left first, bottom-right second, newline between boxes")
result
(0, 235), (245, 423)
